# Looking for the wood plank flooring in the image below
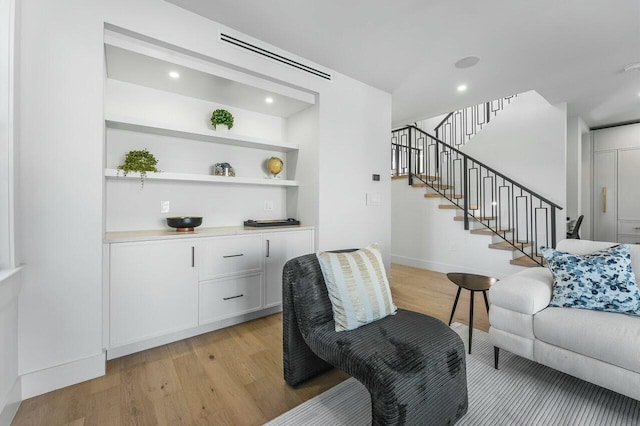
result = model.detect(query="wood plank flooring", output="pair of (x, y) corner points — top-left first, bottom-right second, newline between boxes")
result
(11, 264), (489, 426)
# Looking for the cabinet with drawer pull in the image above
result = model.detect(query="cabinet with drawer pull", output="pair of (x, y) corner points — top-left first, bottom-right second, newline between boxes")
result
(199, 273), (263, 324)
(105, 226), (314, 359)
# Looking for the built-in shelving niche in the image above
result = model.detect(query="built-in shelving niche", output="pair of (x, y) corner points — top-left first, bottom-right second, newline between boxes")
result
(103, 26), (316, 233)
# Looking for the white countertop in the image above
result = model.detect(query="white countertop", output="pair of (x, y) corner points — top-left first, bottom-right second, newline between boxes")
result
(104, 225), (314, 243)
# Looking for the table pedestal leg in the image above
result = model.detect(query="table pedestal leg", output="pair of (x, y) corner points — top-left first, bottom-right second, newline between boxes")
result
(448, 287), (462, 326)
(469, 290), (474, 354)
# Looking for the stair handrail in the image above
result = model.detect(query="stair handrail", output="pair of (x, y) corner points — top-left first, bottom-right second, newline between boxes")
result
(407, 125), (562, 210)
(391, 124), (563, 265)
(433, 96), (516, 149)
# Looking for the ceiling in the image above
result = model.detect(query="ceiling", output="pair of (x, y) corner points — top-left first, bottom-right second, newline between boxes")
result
(167, 0), (640, 128)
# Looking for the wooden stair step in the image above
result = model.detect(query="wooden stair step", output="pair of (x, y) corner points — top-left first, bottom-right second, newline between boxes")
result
(392, 174), (440, 181)
(412, 183), (428, 188)
(424, 193), (445, 198)
(488, 241), (531, 251)
(440, 204), (480, 210)
(470, 228), (513, 235)
(454, 215), (496, 222)
(510, 255), (543, 267)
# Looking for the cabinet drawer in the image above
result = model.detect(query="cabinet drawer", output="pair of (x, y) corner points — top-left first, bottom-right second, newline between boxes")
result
(199, 273), (263, 324)
(198, 235), (262, 279)
(618, 221), (640, 235)
(618, 235), (640, 245)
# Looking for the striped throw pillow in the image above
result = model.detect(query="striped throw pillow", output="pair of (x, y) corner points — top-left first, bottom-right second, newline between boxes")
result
(317, 244), (397, 332)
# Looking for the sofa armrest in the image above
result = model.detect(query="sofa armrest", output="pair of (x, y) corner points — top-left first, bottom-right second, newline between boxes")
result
(489, 267), (553, 315)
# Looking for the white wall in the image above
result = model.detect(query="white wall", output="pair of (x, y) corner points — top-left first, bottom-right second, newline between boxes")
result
(580, 132), (593, 239)
(461, 91), (567, 245)
(17, 0), (391, 398)
(317, 77), (392, 266)
(0, 270), (21, 424)
(391, 180), (525, 278)
(566, 116), (588, 222)
(391, 90), (567, 276)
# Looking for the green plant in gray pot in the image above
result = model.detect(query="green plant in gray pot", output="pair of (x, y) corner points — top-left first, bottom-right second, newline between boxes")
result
(210, 109), (234, 130)
(117, 148), (159, 187)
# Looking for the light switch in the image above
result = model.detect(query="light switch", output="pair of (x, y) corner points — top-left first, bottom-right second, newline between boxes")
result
(366, 193), (381, 206)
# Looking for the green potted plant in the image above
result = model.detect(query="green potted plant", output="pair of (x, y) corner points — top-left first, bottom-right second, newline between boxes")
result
(210, 109), (234, 130)
(117, 148), (159, 187)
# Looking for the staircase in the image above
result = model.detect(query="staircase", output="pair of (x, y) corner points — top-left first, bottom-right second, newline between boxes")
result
(391, 121), (562, 267)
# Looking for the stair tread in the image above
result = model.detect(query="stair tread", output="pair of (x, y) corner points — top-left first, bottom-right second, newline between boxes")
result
(454, 215), (496, 222)
(424, 193), (445, 198)
(510, 255), (543, 267)
(439, 204), (460, 209)
(488, 241), (532, 251)
(470, 228), (514, 235)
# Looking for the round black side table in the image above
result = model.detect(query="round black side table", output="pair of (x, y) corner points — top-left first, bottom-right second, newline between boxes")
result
(446, 272), (497, 354)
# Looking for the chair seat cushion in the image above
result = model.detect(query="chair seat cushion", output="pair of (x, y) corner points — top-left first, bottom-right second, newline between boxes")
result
(534, 306), (640, 373)
(306, 309), (465, 384)
(304, 309), (468, 423)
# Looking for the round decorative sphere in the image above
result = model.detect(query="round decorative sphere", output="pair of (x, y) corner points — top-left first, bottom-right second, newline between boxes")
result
(267, 157), (284, 175)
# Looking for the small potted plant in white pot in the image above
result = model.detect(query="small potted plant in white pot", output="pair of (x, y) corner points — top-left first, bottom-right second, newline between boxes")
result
(210, 109), (234, 131)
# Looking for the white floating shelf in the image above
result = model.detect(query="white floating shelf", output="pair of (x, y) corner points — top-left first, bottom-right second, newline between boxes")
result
(104, 169), (298, 187)
(105, 116), (299, 153)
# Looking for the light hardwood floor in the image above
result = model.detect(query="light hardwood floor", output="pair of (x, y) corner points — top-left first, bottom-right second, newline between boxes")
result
(12, 264), (489, 426)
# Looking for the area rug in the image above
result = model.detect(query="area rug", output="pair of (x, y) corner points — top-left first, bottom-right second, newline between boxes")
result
(265, 323), (640, 425)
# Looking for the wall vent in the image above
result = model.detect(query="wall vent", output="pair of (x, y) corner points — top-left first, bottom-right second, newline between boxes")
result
(220, 33), (331, 81)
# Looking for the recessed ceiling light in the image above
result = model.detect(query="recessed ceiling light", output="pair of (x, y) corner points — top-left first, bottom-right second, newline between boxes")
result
(457, 84), (468, 92)
(624, 62), (640, 72)
(169, 71), (180, 79)
(265, 97), (274, 104)
(454, 56), (480, 69)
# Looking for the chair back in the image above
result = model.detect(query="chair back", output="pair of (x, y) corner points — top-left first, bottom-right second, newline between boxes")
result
(567, 214), (584, 239)
(283, 254), (335, 336)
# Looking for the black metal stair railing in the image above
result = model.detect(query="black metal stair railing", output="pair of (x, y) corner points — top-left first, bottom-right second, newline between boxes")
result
(434, 95), (517, 149)
(391, 125), (563, 265)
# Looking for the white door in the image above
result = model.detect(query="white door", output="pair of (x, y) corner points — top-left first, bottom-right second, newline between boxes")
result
(617, 148), (640, 221)
(593, 151), (617, 242)
(264, 230), (314, 308)
(109, 240), (198, 347)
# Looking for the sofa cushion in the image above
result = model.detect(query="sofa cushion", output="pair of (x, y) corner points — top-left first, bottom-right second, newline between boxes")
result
(317, 244), (397, 331)
(534, 306), (640, 374)
(488, 267), (553, 315)
(541, 244), (640, 316)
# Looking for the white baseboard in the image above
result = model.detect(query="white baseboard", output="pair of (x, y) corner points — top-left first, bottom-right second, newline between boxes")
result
(391, 254), (511, 279)
(107, 305), (282, 360)
(21, 352), (106, 400)
(0, 377), (21, 426)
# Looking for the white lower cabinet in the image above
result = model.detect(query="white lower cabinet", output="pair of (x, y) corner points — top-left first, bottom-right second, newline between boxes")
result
(107, 227), (314, 357)
(109, 240), (198, 347)
(264, 230), (314, 308)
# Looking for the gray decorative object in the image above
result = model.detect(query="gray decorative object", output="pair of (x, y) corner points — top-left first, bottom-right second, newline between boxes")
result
(282, 252), (468, 425)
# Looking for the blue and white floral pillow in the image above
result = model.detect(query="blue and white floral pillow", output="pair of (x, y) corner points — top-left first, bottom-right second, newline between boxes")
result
(541, 244), (640, 316)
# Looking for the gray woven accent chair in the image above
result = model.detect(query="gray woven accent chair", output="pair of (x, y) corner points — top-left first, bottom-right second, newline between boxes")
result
(283, 252), (468, 426)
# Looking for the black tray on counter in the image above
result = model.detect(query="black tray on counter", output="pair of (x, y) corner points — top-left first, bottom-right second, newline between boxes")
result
(244, 219), (300, 227)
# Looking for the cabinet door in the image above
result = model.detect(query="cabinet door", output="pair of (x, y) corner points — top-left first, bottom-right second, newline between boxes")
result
(109, 240), (197, 347)
(264, 230), (314, 308)
(618, 148), (640, 221)
(593, 151), (617, 242)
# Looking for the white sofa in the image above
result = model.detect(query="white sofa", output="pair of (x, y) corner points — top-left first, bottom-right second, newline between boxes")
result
(489, 239), (640, 401)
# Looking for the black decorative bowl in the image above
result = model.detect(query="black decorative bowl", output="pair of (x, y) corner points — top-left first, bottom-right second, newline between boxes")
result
(166, 216), (203, 232)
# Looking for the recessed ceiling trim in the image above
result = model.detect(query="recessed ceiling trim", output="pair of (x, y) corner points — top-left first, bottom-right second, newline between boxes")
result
(220, 32), (332, 81)
(104, 26), (316, 106)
